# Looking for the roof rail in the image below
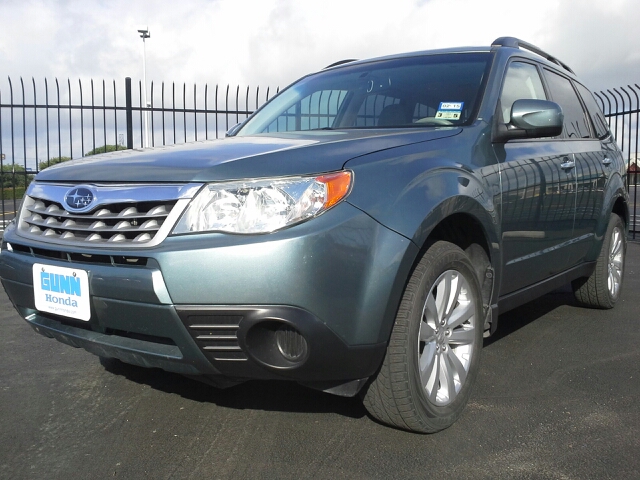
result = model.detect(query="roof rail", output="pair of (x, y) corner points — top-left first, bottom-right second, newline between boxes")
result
(324, 59), (358, 69)
(491, 37), (575, 74)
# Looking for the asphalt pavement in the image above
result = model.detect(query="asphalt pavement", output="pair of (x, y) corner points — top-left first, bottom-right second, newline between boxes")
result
(1, 244), (639, 479)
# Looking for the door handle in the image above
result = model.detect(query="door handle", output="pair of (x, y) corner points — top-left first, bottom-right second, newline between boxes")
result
(602, 157), (612, 166)
(560, 160), (575, 170)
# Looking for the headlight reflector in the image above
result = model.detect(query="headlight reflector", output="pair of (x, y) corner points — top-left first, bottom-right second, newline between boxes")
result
(173, 171), (352, 234)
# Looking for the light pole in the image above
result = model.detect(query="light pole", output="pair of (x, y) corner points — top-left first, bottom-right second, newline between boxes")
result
(137, 27), (151, 148)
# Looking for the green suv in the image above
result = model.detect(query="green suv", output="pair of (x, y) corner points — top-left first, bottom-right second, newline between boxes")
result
(0, 37), (628, 433)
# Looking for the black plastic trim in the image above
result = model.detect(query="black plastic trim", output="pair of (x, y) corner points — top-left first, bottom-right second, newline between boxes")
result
(176, 305), (387, 382)
(498, 261), (595, 314)
(492, 36), (575, 74)
(23, 313), (202, 375)
(324, 59), (358, 69)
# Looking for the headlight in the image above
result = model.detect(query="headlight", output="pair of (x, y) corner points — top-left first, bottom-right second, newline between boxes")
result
(172, 171), (352, 234)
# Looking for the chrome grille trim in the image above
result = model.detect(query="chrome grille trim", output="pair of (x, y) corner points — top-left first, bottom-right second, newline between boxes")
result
(17, 182), (203, 249)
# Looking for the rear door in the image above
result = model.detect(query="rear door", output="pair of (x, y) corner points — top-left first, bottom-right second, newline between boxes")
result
(573, 81), (622, 262)
(541, 70), (609, 268)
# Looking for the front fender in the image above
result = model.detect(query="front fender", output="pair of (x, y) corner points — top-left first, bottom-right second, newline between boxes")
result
(345, 142), (502, 329)
(345, 142), (500, 250)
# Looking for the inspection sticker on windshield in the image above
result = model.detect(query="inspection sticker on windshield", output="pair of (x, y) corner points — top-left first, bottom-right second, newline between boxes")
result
(33, 263), (91, 321)
(436, 102), (464, 120)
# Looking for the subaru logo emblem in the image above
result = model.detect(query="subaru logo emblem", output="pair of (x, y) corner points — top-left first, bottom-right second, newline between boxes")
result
(64, 186), (95, 212)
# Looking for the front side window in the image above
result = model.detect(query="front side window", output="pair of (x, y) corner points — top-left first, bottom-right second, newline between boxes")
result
(237, 53), (492, 135)
(499, 61), (547, 123)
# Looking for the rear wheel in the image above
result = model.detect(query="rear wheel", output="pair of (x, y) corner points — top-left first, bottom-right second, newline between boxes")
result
(362, 241), (483, 433)
(572, 214), (626, 309)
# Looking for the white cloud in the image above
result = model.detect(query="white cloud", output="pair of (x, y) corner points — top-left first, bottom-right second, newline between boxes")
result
(2, 0), (638, 92)
(1, 0), (639, 166)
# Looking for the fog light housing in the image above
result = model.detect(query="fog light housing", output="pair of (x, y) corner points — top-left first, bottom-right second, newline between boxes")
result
(245, 321), (309, 368)
(275, 325), (308, 361)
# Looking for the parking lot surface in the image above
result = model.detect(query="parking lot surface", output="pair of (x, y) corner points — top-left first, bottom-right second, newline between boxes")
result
(1, 244), (639, 480)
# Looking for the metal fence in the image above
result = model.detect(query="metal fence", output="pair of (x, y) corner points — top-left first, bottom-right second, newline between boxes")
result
(0, 76), (279, 228)
(595, 85), (640, 237)
(1, 77), (639, 233)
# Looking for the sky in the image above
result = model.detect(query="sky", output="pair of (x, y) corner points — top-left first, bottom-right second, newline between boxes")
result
(2, 0), (639, 92)
(1, 0), (639, 166)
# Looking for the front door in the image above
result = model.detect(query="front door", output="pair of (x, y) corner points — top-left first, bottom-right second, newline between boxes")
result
(494, 60), (576, 295)
(497, 141), (576, 295)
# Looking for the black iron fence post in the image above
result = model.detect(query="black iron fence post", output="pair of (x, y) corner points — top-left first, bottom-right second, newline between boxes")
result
(125, 77), (133, 149)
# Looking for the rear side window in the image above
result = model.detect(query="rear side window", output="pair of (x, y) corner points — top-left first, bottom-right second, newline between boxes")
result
(574, 82), (610, 139)
(499, 62), (547, 123)
(543, 69), (591, 139)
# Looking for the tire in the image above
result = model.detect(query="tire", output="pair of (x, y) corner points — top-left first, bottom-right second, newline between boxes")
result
(572, 214), (626, 309)
(361, 241), (484, 433)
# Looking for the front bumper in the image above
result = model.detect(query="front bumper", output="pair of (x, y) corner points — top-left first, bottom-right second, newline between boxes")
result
(1, 202), (417, 392)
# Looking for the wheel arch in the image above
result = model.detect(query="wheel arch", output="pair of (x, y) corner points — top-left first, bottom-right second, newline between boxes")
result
(421, 209), (497, 329)
(588, 179), (630, 262)
(373, 199), (500, 346)
(612, 194), (629, 229)
(424, 211), (492, 258)
(399, 196), (500, 338)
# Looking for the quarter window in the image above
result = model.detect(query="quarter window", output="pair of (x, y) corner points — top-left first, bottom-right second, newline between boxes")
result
(574, 82), (610, 139)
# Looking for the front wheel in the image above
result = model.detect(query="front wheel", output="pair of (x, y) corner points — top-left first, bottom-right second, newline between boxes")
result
(361, 241), (484, 433)
(572, 214), (626, 309)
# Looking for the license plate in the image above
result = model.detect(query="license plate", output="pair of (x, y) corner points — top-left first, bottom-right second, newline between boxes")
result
(32, 263), (91, 321)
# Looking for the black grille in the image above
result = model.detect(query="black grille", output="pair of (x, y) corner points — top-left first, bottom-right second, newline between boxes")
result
(181, 314), (247, 362)
(9, 242), (148, 267)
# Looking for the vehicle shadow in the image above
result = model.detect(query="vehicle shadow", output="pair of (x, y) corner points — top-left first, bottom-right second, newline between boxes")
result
(99, 356), (367, 419)
(484, 284), (577, 347)
(99, 285), (577, 420)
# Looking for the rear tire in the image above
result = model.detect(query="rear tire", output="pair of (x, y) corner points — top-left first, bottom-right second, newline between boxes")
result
(572, 214), (626, 309)
(361, 241), (483, 433)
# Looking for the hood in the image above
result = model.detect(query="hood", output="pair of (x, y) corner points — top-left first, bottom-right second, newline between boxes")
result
(35, 128), (462, 183)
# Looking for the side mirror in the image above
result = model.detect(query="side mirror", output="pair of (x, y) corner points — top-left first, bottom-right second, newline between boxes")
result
(492, 99), (564, 143)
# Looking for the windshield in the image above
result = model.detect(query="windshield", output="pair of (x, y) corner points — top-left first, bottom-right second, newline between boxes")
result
(237, 52), (492, 136)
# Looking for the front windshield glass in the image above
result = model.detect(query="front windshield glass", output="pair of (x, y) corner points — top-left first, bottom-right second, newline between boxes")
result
(237, 52), (491, 136)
